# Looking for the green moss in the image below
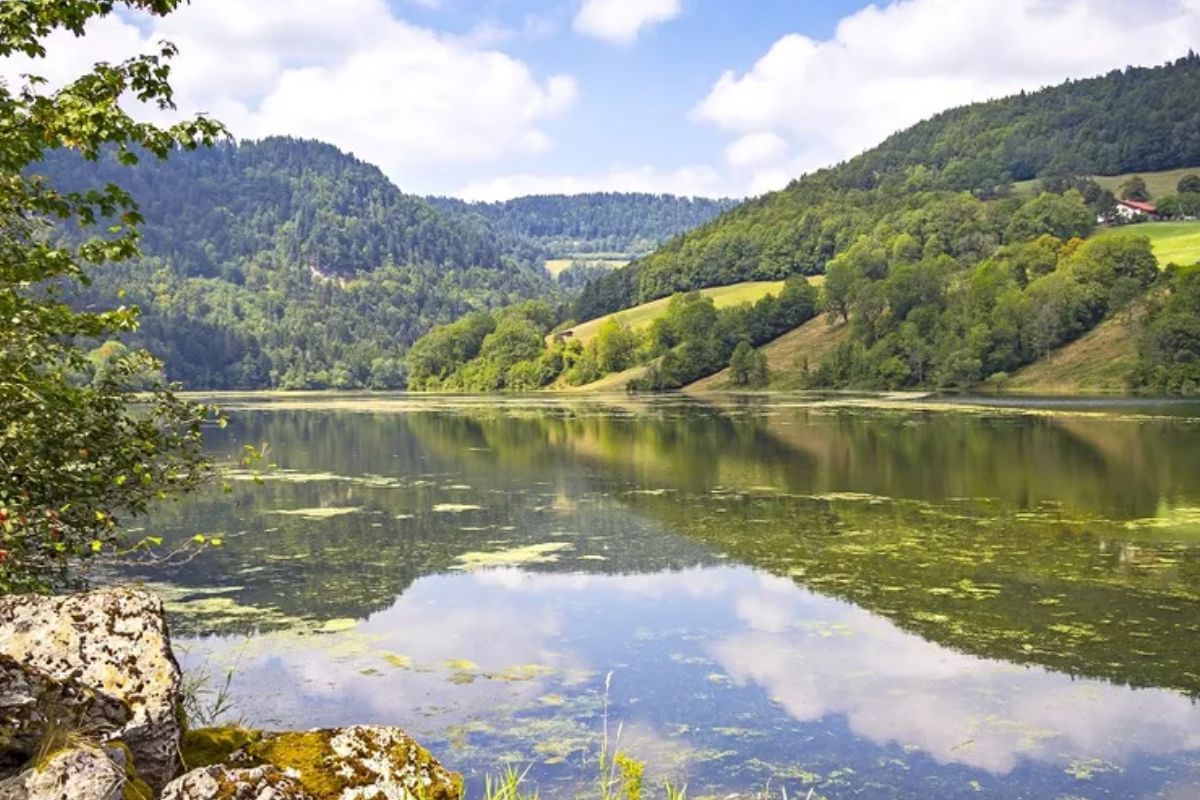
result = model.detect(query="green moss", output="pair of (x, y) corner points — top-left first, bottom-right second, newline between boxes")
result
(180, 726), (263, 770)
(248, 729), (463, 800)
(250, 731), (346, 798)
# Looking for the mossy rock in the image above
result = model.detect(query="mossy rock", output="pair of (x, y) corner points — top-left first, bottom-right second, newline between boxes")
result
(180, 727), (263, 771)
(162, 764), (310, 800)
(177, 725), (462, 800)
(249, 727), (463, 800)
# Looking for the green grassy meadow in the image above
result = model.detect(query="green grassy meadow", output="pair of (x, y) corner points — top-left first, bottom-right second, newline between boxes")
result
(1095, 221), (1200, 267)
(1013, 166), (1200, 199)
(564, 280), (809, 346)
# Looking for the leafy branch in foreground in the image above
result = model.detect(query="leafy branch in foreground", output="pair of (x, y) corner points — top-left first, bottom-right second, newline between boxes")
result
(0, 0), (227, 593)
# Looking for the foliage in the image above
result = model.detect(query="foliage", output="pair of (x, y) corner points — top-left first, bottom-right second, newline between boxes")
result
(578, 55), (1200, 322)
(1120, 175), (1151, 201)
(483, 766), (539, 800)
(406, 302), (564, 392)
(729, 340), (769, 388)
(1155, 193), (1200, 220)
(808, 231), (1159, 390)
(38, 138), (554, 390)
(0, 0), (225, 592)
(1131, 267), (1200, 393)
(633, 278), (819, 390)
(429, 193), (737, 258)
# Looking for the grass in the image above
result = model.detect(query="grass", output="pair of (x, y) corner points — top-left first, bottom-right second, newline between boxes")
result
(1004, 221), (1200, 393)
(477, 671), (804, 800)
(1006, 314), (1140, 394)
(687, 315), (851, 392)
(1090, 167), (1199, 200)
(1093, 220), (1200, 267)
(564, 280), (825, 347)
(1012, 165), (1200, 199)
(564, 362), (654, 393)
(545, 257), (629, 277)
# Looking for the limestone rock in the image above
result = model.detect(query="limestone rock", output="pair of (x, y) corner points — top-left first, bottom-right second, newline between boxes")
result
(0, 745), (127, 800)
(0, 654), (130, 776)
(244, 726), (463, 800)
(162, 765), (312, 800)
(0, 589), (182, 790)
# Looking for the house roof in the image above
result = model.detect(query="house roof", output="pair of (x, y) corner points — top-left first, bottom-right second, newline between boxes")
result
(1118, 199), (1158, 213)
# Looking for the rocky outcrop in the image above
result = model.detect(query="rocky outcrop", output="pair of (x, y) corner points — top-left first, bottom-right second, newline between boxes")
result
(0, 745), (130, 800)
(0, 655), (130, 775)
(0, 589), (464, 800)
(172, 726), (463, 800)
(162, 765), (311, 800)
(0, 589), (182, 791)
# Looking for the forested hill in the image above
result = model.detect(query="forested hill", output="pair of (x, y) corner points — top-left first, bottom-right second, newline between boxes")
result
(37, 137), (551, 389)
(40, 137), (539, 279)
(427, 193), (738, 256)
(578, 54), (1200, 319)
(407, 55), (1200, 395)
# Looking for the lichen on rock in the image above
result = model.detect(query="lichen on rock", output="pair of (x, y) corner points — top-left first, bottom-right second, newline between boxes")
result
(246, 727), (462, 800)
(0, 589), (183, 791)
(161, 764), (311, 800)
(0, 654), (130, 776)
(0, 744), (129, 800)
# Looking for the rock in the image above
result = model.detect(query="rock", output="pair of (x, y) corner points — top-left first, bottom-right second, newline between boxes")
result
(0, 589), (183, 791)
(162, 765), (312, 800)
(0, 654), (130, 776)
(242, 726), (462, 800)
(0, 745), (128, 800)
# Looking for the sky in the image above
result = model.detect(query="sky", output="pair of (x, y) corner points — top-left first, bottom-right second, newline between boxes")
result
(7, 0), (1200, 200)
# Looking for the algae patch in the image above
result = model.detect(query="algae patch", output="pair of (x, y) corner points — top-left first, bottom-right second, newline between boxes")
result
(454, 542), (573, 570)
(271, 507), (362, 520)
(433, 503), (483, 513)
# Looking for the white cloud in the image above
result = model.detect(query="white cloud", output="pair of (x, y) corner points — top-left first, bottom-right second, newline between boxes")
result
(1, 0), (576, 180)
(724, 132), (789, 169)
(695, 0), (1200, 195)
(457, 164), (727, 201)
(573, 0), (681, 45)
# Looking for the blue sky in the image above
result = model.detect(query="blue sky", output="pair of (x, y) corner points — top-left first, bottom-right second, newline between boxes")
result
(10, 0), (1200, 199)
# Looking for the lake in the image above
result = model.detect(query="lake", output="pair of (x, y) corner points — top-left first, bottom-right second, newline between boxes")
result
(124, 393), (1200, 799)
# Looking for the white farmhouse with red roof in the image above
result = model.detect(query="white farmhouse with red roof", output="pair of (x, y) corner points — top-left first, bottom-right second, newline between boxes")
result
(1114, 198), (1160, 221)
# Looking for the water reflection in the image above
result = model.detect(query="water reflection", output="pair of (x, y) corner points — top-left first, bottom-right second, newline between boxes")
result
(177, 566), (1200, 799)
(129, 394), (1200, 798)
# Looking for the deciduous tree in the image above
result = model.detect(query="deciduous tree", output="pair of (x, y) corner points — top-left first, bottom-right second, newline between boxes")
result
(1, 0), (226, 592)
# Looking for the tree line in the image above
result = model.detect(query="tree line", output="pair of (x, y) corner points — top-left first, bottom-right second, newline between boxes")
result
(406, 278), (819, 392)
(576, 55), (1200, 322)
(428, 192), (738, 258)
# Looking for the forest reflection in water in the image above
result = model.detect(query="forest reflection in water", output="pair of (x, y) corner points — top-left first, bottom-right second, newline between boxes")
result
(131, 394), (1200, 799)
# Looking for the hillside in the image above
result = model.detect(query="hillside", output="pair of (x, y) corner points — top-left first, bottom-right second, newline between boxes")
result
(411, 56), (1200, 396)
(37, 139), (736, 391)
(560, 280), (792, 346)
(1014, 166), (1200, 200)
(1006, 315), (1140, 394)
(428, 193), (737, 260)
(1006, 222), (1200, 394)
(686, 316), (851, 392)
(578, 55), (1200, 320)
(1095, 221), (1200, 267)
(38, 137), (554, 389)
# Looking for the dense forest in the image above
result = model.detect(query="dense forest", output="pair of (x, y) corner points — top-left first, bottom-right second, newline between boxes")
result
(578, 54), (1200, 321)
(428, 193), (737, 257)
(405, 279), (819, 392)
(37, 139), (726, 389)
(414, 56), (1200, 393)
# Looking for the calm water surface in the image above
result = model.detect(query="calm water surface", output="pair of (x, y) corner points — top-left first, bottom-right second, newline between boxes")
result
(126, 394), (1200, 799)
